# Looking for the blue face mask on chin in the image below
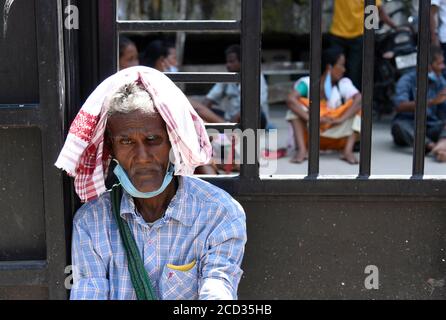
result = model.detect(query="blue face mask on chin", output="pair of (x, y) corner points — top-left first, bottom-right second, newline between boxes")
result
(113, 160), (175, 199)
(428, 71), (438, 82)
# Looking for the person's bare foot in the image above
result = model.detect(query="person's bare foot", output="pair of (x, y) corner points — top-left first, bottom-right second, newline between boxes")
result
(435, 150), (446, 162)
(340, 152), (359, 164)
(290, 150), (308, 164)
(432, 139), (446, 162)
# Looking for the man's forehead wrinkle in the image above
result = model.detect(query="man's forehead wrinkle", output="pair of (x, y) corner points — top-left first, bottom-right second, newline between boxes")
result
(113, 127), (164, 136)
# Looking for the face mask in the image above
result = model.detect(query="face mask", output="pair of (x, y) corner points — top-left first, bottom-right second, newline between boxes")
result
(324, 72), (332, 101)
(428, 71), (438, 82)
(113, 160), (174, 199)
(168, 66), (178, 72)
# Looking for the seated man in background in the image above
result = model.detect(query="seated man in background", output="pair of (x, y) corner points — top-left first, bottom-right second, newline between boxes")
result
(141, 39), (168, 72)
(190, 44), (270, 129)
(286, 47), (362, 164)
(391, 46), (446, 162)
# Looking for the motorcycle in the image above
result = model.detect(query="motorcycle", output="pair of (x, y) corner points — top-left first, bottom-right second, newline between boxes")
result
(373, 0), (418, 118)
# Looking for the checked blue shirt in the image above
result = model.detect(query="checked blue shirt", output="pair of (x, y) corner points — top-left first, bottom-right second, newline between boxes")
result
(70, 176), (246, 300)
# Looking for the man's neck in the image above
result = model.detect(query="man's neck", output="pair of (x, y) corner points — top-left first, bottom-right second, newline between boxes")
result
(133, 177), (178, 223)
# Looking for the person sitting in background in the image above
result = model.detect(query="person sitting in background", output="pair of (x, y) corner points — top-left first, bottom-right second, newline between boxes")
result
(119, 36), (139, 70)
(141, 40), (167, 72)
(431, 0), (446, 72)
(286, 47), (362, 165)
(190, 44), (270, 129)
(391, 46), (446, 162)
(165, 42), (179, 72)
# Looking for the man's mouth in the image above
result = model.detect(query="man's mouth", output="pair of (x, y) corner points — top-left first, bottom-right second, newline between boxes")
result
(133, 168), (160, 177)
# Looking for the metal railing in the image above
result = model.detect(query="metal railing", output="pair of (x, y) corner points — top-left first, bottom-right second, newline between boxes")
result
(97, 0), (446, 197)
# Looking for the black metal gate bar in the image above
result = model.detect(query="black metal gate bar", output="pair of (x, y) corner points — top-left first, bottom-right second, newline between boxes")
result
(240, 0), (262, 180)
(98, 0), (117, 81)
(0, 0), (71, 299)
(165, 72), (239, 83)
(412, 0), (431, 177)
(207, 177), (446, 197)
(359, 0), (376, 177)
(36, 0), (69, 300)
(308, 0), (322, 177)
(0, 261), (47, 287)
(118, 20), (240, 33)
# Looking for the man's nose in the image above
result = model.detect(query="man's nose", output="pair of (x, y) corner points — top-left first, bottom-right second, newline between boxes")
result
(134, 142), (153, 162)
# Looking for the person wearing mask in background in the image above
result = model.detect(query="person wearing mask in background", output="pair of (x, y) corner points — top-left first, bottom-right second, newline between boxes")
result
(165, 42), (179, 72)
(119, 36), (139, 70)
(391, 46), (446, 162)
(141, 40), (168, 72)
(286, 47), (363, 165)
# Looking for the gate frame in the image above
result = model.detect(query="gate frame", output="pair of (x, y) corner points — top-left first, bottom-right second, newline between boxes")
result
(0, 0), (69, 299)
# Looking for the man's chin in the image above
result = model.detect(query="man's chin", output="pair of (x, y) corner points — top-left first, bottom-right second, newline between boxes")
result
(133, 181), (163, 193)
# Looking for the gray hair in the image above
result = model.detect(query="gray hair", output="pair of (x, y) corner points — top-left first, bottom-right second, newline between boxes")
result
(107, 82), (156, 117)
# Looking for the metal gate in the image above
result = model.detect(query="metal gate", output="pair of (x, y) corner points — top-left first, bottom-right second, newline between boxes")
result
(0, 0), (68, 299)
(95, 0), (446, 299)
(0, 0), (445, 299)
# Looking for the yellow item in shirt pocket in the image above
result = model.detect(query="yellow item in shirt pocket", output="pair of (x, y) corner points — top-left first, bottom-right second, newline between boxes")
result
(166, 260), (196, 272)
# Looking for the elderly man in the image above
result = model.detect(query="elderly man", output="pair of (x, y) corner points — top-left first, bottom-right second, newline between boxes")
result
(56, 66), (247, 300)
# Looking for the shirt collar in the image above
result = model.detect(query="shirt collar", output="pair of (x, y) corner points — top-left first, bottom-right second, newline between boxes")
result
(118, 176), (194, 227)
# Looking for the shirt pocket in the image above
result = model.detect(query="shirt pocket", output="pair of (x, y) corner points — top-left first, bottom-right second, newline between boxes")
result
(159, 260), (199, 300)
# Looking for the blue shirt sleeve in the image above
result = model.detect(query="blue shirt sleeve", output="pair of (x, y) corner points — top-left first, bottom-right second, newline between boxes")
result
(199, 201), (247, 300)
(393, 72), (416, 110)
(206, 83), (226, 105)
(70, 209), (109, 300)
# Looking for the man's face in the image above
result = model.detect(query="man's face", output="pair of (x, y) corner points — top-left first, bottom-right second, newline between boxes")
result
(107, 110), (171, 193)
(226, 52), (241, 72)
(330, 54), (346, 83)
(431, 54), (445, 76)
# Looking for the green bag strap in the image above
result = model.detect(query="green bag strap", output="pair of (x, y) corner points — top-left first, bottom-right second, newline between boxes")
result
(111, 184), (157, 300)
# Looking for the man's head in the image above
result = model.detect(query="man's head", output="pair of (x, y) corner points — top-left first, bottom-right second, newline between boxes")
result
(225, 44), (241, 72)
(142, 40), (168, 72)
(429, 46), (445, 76)
(106, 83), (171, 193)
(322, 47), (346, 83)
(165, 42), (178, 71)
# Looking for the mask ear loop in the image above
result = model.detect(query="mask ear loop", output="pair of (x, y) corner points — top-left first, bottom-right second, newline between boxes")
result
(106, 159), (121, 192)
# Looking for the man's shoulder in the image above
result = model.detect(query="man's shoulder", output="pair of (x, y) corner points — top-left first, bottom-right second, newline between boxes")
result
(73, 191), (112, 227)
(397, 70), (417, 85)
(183, 176), (245, 220)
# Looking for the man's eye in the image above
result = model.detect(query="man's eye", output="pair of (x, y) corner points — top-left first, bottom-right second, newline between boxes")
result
(120, 139), (133, 145)
(147, 135), (157, 141)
